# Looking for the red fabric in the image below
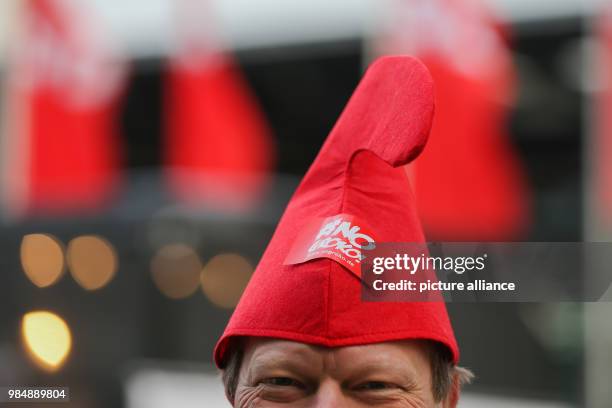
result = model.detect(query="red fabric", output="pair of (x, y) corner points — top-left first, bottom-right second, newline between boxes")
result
(164, 0), (275, 211)
(215, 56), (459, 367)
(165, 57), (274, 210)
(597, 7), (612, 225)
(3, 0), (124, 215)
(380, 0), (530, 240)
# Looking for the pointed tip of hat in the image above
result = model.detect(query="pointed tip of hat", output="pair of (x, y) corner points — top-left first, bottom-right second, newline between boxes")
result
(326, 55), (435, 168)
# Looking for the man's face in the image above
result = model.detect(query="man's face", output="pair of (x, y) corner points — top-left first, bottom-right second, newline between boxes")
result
(233, 338), (450, 408)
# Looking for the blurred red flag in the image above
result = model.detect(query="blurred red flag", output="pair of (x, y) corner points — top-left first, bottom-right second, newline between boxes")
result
(165, 0), (275, 211)
(377, 0), (530, 240)
(596, 6), (612, 225)
(1, 0), (125, 216)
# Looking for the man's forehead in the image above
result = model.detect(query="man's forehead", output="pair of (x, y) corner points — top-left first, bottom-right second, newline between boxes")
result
(245, 338), (321, 365)
(242, 337), (431, 372)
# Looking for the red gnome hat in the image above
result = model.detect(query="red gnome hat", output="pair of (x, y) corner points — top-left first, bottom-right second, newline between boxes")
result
(214, 56), (459, 367)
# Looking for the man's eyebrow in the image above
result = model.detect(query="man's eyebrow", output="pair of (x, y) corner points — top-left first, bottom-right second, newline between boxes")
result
(342, 361), (420, 388)
(246, 345), (320, 375)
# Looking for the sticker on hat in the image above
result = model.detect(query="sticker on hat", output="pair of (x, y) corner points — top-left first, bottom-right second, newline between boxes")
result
(284, 213), (377, 278)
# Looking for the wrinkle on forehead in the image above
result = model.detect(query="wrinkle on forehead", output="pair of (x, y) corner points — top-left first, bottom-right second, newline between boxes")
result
(242, 338), (325, 380)
(235, 339), (439, 407)
(330, 342), (428, 389)
(242, 338), (430, 384)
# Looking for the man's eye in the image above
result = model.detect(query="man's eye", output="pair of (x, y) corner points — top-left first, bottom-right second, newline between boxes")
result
(262, 377), (304, 388)
(355, 381), (395, 391)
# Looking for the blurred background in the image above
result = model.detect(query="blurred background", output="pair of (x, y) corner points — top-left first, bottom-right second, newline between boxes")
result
(0, 0), (611, 406)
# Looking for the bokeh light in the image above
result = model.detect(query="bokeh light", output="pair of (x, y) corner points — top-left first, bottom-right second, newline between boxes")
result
(67, 235), (118, 291)
(151, 244), (202, 299)
(20, 234), (65, 288)
(21, 311), (72, 372)
(200, 253), (253, 309)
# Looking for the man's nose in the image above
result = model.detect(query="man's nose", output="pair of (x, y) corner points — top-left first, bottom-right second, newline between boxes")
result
(312, 379), (347, 408)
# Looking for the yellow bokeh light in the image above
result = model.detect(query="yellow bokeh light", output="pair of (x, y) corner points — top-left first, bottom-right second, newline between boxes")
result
(201, 253), (253, 309)
(21, 311), (72, 372)
(67, 235), (118, 291)
(151, 244), (202, 299)
(20, 234), (65, 288)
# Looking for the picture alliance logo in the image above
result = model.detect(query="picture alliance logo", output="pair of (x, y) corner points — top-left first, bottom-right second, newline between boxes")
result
(308, 217), (376, 263)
